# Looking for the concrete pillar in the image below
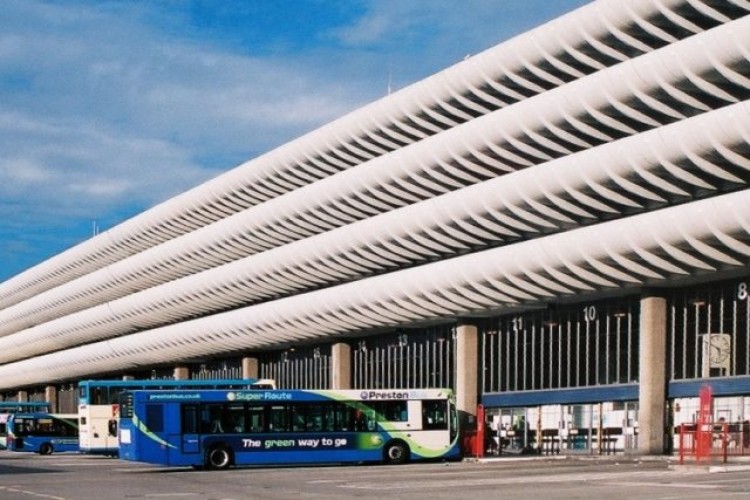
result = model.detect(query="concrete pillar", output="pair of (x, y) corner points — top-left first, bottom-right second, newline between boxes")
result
(45, 386), (58, 413)
(638, 293), (667, 455)
(456, 323), (479, 428)
(173, 366), (190, 380)
(122, 375), (135, 381)
(17, 390), (28, 402)
(242, 357), (259, 380)
(331, 343), (352, 390)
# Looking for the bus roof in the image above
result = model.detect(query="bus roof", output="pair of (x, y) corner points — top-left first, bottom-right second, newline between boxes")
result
(78, 378), (274, 389)
(125, 388), (454, 404)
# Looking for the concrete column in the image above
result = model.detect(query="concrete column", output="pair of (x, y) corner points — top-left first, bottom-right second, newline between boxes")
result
(122, 375), (135, 381)
(456, 323), (479, 428)
(242, 357), (259, 380)
(331, 343), (352, 390)
(17, 390), (28, 402)
(638, 293), (667, 455)
(45, 386), (58, 413)
(173, 366), (190, 380)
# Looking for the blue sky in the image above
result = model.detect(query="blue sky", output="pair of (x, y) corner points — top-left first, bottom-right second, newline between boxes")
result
(0, 0), (589, 282)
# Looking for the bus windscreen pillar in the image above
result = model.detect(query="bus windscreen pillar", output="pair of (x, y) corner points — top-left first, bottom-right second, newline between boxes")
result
(638, 293), (667, 455)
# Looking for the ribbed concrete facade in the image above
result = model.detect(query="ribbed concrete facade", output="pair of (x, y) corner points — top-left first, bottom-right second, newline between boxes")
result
(0, 0), (748, 454)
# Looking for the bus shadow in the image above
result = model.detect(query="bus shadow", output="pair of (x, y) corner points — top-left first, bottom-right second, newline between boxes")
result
(129, 462), (368, 474)
(0, 463), (62, 475)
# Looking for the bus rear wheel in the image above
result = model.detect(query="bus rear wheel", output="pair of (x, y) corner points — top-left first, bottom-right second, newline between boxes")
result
(206, 446), (233, 470)
(384, 441), (409, 465)
(39, 443), (54, 455)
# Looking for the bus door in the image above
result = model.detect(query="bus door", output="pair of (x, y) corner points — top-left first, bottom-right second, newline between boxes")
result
(143, 404), (170, 463)
(105, 404), (119, 453)
(179, 404), (202, 455)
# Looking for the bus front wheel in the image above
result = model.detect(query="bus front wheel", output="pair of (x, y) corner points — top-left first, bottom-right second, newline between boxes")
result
(384, 441), (409, 465)
(39, 443), (54, 455)
(206, 446), (233, 470)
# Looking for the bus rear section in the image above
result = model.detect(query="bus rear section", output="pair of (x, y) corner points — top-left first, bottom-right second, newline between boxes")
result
(6, 413), (80, 454)
(119, 388), (460, 469)
(78, 402), (120, 456)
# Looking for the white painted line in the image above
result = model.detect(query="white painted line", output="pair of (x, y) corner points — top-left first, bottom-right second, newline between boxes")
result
(0, 486), (66, 500)
(144, 494), (199, 498)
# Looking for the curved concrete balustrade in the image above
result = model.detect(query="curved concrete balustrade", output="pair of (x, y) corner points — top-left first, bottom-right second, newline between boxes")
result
(0, 17), (748, 337)
(0, 101), (747, 364)
(0, 0), (745, 310)
(0, 188), (746, 388)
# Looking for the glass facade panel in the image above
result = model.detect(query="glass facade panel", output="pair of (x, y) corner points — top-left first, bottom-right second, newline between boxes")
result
(481, 297), (639, 393)
(669, 277), (750, 381)
(351, 326), (456, 390)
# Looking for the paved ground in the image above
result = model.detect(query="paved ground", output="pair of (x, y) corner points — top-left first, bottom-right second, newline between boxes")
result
(2, 451), (750, 499)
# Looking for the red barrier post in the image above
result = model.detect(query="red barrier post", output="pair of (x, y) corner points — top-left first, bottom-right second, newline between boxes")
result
(476, 404), (485, 458)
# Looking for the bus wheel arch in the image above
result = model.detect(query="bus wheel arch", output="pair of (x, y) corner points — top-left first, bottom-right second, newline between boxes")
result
(39, 442), (54, 455)
(206, 444), (233, 470)
(383, 439), (410, 465)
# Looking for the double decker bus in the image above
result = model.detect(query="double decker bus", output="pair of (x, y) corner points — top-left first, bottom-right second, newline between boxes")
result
(0, 402), (51, 448)
(6, 413), (79, 454)
(78, 378), (273, 456)
(119, 388), (460, 469)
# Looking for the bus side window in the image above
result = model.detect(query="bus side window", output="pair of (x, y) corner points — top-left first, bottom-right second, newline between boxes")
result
(268, 405), (292, 432)
(207, 405), (227, 433)
(423, 400), (447, 430)
(182, 405), (200, 434)
(145, 404), (164, 433)
(247, 406), (265, 433)
(352, 408), (366, 431)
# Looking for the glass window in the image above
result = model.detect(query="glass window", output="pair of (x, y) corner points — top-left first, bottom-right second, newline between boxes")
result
(367, 401), (408, 422)
(269, 405), (293, 432)
(247, 405), (265, 433)
(109, 387), (124, 404)
(182, 404), (199, 434)
(206, 404), (229, 434)
(422, 400), (448, 430)
(226, 404), (246, 433)
(145, 404), (164, 433)
(91, 387), (107, 405)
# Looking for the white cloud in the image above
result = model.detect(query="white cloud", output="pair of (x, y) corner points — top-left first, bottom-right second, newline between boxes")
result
(0, 0), (588, 279)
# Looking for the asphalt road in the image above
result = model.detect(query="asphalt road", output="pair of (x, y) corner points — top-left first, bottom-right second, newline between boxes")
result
(2, 451), (750, 499)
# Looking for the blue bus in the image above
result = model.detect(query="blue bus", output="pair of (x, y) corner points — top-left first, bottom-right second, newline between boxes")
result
(119, 388), (460, 469)
(78, 378), (274, 455)
(6, 413), (79, 454)
(0, 402), (52, 449)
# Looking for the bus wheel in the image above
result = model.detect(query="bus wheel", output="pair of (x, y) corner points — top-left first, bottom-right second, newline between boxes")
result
(206, 446), (233, 470)
(39, 443), (54, 455)
(384, 441), (409, 465)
